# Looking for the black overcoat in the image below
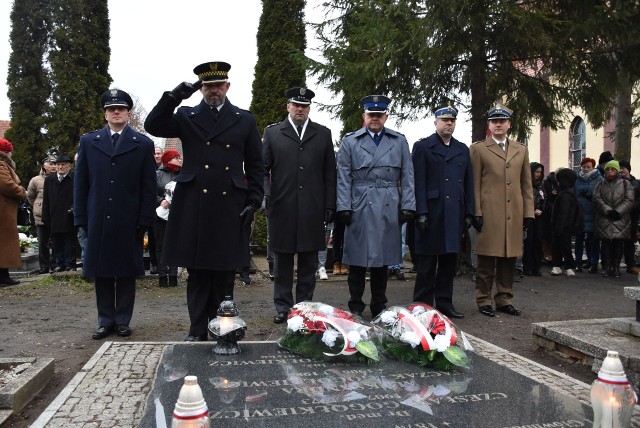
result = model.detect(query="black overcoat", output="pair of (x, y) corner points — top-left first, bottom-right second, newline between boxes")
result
(144, 95), (264, 270)
(264, 119), (336, 253)
(412, 133), (474, 255)
(74, 125), (157, 278)
(43, 172), (75, 234)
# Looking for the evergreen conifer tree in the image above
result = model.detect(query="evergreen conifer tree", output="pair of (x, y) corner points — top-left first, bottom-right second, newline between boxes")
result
(47, 0), (111, 157)
(250, 0), (307, 133)
(5, 0), (51, 180)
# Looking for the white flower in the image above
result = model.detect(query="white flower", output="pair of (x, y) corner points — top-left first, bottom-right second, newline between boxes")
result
(359, 328), (369, 340)
(318, 305), (334, 316)
(433, 334), (450, 352)
(380, 311), (397, 324)
(287, 315), (304, 332)
(401, 331), (421, 348)
(18, 233), (27, 240)
(321, 329), (339, 347)
(346, 330), (362, 344)
(411, 306), (426, 315)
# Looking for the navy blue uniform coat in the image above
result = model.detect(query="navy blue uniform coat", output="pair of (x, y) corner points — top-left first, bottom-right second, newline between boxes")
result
(74, 125), (157, 278)
(412, 133), (474, 255)
(144, 94), (264, 270)
(264, 119), (336, 253)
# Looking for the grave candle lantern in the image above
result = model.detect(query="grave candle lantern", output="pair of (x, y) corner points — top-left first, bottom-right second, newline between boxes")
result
(590, 350), (637, 428)
(208, 296), (247, 355)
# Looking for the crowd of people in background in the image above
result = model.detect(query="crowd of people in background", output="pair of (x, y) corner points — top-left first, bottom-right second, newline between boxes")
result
(2, 62), (639, 341)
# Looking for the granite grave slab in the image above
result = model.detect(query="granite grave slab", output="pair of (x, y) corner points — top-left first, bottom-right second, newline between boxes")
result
(139, 342), (592, 427)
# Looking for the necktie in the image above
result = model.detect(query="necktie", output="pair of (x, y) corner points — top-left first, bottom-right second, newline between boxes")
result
(112, 133), (120, 147)
(499, 142), (505, 152)
(297, 125), (303, 139)
(58, 175), (63, 183)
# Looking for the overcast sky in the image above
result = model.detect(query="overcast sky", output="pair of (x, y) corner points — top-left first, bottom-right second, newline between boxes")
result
(0, 1), (472, 146)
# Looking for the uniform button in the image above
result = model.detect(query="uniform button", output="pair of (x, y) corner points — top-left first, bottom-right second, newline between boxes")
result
(108, 198), (112, 201)
(299, 166), (304, 170)
(507, 199), (510, 202)
(507, 181), (511, 185)
(225, 144), (230, 149)
(110, 180), (114, 183)
(506, 164), (510, 168)
(106, 215), (110, 219)
(206, 142), (210, 146)
(205, 165), (209, 169)
(299, 185), (303, 189)
(112, 162), (116, 166)
(203, 189), (208, 194)
(225, 166), (229, 171)
(445, 178), (449, 181)
(222, 191), (227, 195)
(299, 147), (303, 151)
(446, 195), (450, 198)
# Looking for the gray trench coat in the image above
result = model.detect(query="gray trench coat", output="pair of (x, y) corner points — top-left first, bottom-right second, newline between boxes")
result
(336, 127), (415, 267)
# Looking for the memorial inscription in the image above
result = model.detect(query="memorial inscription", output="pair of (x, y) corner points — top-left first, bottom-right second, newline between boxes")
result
(139, 342), (593, 427)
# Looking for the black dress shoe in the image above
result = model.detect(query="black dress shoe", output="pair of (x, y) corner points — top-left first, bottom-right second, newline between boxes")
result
(273, 312), (289, 324)
(440, 308), (464, 319)
(92, 326), (114, 340)
(184, 334), (207, 342)
(588, 266), (598, 274)
(496, 304), (521, 316)
(116, 325), (131, 337)
(241, 272), (251, 285)
(478, 305), (495, 317)
(53, 267), (65, 273)
(0, 277), (20, 286)
(149, 265), (158, 275)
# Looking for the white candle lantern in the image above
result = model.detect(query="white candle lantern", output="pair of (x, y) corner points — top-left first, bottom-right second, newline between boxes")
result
(590, 350), (637, 428)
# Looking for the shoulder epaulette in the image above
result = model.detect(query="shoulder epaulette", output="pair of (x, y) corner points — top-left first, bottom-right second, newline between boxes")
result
(266, 122), (279, 128)
(472, 140), (484, 145)
(82, 129), (100, 136)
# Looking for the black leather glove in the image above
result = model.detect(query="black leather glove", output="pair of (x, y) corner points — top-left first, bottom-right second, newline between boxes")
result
(400, 210), (415, 224)
(325, 209), (335, 224)
(240, 203), (259, 227)
(169, 80), (203, 100)
(336, 210), (352, 225)
(416, 214), (428, 233)
(524, 217), (534, 230)
(136, 225), (147, 241)
(464, 215), (473, 230)
(473, 216), (483, 232)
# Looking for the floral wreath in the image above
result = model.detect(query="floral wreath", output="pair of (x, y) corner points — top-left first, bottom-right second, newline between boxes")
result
(278, 302), (379, 363)
(372, 303), (471, 370)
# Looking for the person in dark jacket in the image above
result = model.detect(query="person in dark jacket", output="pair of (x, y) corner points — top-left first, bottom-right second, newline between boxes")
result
(155, 149), (182, 287)
(74, 89), (157, 340)
(550, 168), (579, 276)
(523, 162), (545, 276)
(144, 62), (264, 341)
(43, 154), (75, 272)
(411, 103), (474, 319)
(263, 87), (336, 324)
(592, 160), (634, 278)
(541, 171), (559, 263)
(574, 157), (604, 273)
(619, 160), (640, 274)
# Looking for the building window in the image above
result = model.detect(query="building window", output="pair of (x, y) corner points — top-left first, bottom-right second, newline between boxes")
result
(569, 117), (586, 171)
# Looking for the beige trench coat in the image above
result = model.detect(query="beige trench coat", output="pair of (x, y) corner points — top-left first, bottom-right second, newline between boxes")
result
(0, 152), (26, 268)
(470, 137), (534, 257)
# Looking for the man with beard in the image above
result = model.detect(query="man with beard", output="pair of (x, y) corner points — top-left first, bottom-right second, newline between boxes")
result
(411, 103), (473, 319)
(145, 62), (264, 341)
(264, 87), (336, 323)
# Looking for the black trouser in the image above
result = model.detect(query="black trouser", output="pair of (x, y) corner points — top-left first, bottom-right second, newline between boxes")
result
(601, 239), (623, 272)
(348, 265), (388, 317)
(551, 232), (575, 269)
(273, 251), (317, 313)
(332, 221), (346, 264)
(412, 253), (457, 311)
(147, 226), (157, 267)
(52, 232), (75, 269)
(522, 217), (543, 274)
(37, 225), (53, 271)
(0, 268), (11, 280)
(154, 219), (177, 277)
(186, 269), (235, 337)
(94, 277), (136, 327)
